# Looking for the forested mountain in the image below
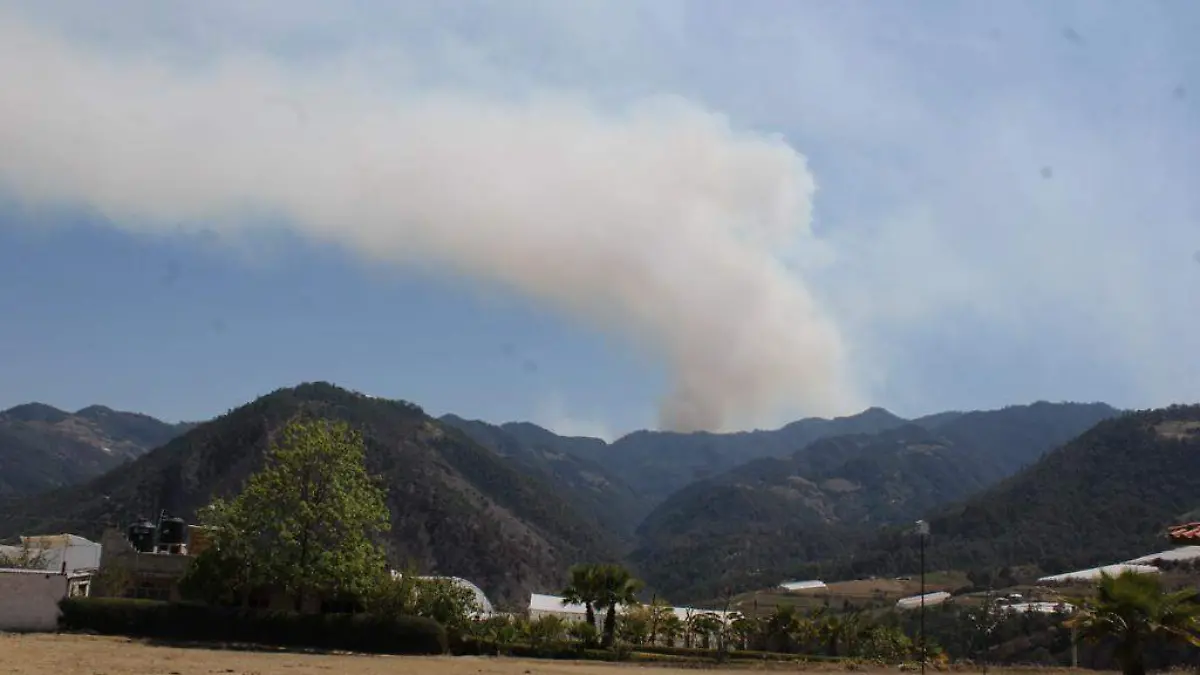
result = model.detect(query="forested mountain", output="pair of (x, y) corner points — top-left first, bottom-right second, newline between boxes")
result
(440, 415), (650, 540)
(568, 407), (913, 507)
(834, 404), (1200, 581)
(0, 402), (193, 495)
(0, 384), (619, 606)
(629, 402), (1121, 602)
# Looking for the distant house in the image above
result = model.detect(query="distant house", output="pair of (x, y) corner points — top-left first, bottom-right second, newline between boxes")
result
(97, 528), (197, 601)
(1167, 522), (1200, 545)
(0, 567), (93, 632)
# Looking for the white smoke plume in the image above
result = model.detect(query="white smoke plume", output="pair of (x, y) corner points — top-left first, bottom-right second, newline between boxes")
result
(0, 12), (862, 431)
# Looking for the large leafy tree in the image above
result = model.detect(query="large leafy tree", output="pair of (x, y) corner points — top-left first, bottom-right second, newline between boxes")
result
(1069, 570), (1200, 675)
(185, 417), (390, 610)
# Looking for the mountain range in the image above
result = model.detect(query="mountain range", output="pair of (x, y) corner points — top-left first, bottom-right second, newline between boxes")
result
(3, 384), (1195, 608)
(0, 402), (193, 496)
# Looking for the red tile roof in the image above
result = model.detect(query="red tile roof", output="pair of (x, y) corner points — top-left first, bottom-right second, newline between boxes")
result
(1167, 522), (1200, 544)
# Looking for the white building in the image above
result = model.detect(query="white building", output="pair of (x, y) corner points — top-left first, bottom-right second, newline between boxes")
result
(0, 568), (92, 632)
(527, 593), (732, 631)
(389, 571), (495, 616)
(779, 579), (827, 592)
(1125, 546), (1200, 565)
(1037, 563), (1160, 584)
(0, 534), (102, 574)
(895, 591), (952, 610)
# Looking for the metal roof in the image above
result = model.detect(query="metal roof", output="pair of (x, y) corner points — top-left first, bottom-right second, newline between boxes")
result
(1125, 546), (1200, 565)
(1038, 563), (1160, 584)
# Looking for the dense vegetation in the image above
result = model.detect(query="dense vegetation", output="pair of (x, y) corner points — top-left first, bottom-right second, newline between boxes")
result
(631, 403), (1121, 601)
(822, 405), (1200, 582)
(440, 415), (650, 541)
(58, 597), (447, 654)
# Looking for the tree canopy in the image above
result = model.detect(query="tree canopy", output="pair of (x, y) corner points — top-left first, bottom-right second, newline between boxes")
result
(182, 417), (390, 609)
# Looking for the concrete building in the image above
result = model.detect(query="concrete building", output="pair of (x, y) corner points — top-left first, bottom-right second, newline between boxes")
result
(0, 568), (92, 632)
(97, 528), (195, 601)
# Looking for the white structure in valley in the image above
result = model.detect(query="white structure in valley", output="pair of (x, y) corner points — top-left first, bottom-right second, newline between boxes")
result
(1037, 563), (1160, 584)
(389, 571), (495, 616)
(779, 579), (826, 591)
(528, 592), (731, 628)
(895, 591), (952, 610)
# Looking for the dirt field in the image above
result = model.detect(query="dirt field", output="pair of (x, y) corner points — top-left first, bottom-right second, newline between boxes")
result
(0, 633), (1104, 675)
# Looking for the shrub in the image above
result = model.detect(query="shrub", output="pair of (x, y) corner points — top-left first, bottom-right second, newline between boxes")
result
(58, 598), (446, 655)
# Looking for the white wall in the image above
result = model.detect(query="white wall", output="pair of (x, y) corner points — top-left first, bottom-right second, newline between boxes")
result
(0, 571), (70, 632)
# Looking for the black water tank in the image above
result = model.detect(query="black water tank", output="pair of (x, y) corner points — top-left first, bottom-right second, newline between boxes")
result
(127, 519), (155, 553)
(158, 517), (187, 546)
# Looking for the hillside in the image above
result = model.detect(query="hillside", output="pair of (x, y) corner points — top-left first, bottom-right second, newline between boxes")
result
(572, 407), (912, 508)
(630, 402), (1120, 602)
(0, 384), (618, 606)
(0, 402), (192, 495)
(440, 415), (650, 540)
(838, 404), (1200, 580)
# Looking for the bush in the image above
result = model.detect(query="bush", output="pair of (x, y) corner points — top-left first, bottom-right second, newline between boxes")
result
(58, 598), (446, 655)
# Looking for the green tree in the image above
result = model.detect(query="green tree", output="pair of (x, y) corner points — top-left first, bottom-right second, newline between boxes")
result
(688, 611), (724, 649)
(185, 417), (390, 610)
(562, 564), (603, 637)
(592, 564), (643, 648)
(1068, 570), (1200, 675)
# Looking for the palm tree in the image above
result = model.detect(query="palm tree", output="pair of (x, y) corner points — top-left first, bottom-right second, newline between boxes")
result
(561, 564), (603, 639)
(1068, 570), (1200, 675)
(592, 563), (644, 648)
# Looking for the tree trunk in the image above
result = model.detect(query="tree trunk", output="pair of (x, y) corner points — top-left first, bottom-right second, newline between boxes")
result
(603, 606), (617, 648)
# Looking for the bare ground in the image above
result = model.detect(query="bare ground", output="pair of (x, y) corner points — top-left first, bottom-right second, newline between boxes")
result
(0, 633), (1100, 675)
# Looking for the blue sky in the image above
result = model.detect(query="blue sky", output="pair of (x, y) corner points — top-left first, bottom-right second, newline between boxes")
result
(0, 1), (1198, 437)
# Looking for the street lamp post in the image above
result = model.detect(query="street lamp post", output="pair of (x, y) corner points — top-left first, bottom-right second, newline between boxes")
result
(915, 520), (930, 675)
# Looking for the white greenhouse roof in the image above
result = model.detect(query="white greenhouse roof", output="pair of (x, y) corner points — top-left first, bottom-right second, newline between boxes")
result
(779, 580), (826, 591)
(418, 576), (495, 615)
(1125, 546), (1200, 565)
(896, 592), (951, 610)
(1038, 563), (1160, 584)
(527, 593), (731, 623)
(530, 593), (590, 615)
(1002, 602), (1073, 615)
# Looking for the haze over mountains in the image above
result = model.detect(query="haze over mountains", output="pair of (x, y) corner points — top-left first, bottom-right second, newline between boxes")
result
(3, 384), (1196, 607)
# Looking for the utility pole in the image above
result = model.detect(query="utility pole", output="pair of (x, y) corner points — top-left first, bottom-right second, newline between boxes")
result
(916, 520), (930, 675)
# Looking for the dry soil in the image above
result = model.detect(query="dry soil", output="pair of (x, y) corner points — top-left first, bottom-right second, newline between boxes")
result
(0, 633), (1097, 675)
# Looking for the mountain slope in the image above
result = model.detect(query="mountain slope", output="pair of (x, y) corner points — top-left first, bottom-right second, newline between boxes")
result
(440, 415), (649, 540)
(630, 425), (992, 601)
(0, 403), (192, 495)
(575, 407), (911, 508)
(843, 404), (1200, 578)
(630, 402), (1121, 602)
(0, 383), (618, 606)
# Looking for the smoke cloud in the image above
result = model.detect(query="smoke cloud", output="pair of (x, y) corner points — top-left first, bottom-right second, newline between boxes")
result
(0, 12), (862, 431)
